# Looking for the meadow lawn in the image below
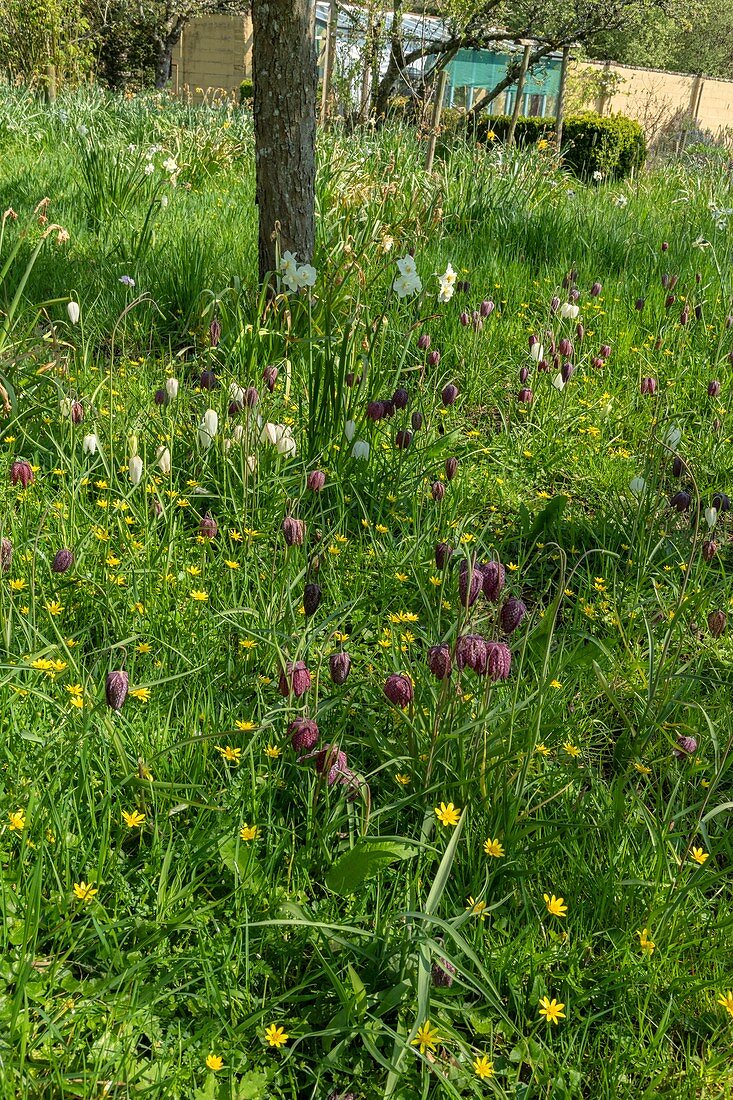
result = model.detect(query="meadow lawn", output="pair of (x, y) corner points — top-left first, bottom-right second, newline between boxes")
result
(0, 87), (733, 1099)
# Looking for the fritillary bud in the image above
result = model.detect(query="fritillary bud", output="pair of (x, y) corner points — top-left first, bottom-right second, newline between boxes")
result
(431, 481), (445, 501)
(417, 333), (431, 350)
(282, 517), (305, 546)
(263, 364), (278, 392)
(673, 734), (697, 758)
(434, 542), (453, 569)
(441, 383), (458, 406)
(445, 457), (457, 481)
(428, 349), (441, 367)
(480, 560), (505, 602)
(1, 537), (12, 573)
(304, 582), (322, 616)
(278, 661), (311, 698)
(708, 610), (726, 638)
(708, 380), (721, 397)
(307, 470), (326, 492)
(329, 651), (352, 685)
(459, 559), (482, 607)
(52, 548), (74, 573)
(392, 387), (409, 410)
(427, 644), (452, 680)
(199, 513), (218, 539)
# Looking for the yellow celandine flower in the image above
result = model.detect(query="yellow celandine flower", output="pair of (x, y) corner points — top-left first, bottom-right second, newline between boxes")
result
(637, 928), (655, 956)
(136, 642), (152, 654)
(466, 897), (487, 919)
(217, 745), (242, 764)
(186, 565), (201, 576)
(264, 1024), (289, 1048)
(412, 1020), (439, 1054)
(122, 810), (145, 828)
(235, 720), (256, 731)
(544, 893), (568, 918)
(535, 743), (550, 756)
(239, 639), (257, 650)
(46, 601), (64, 616)
(395, 773), (411, 785)
(8, 809), (26, 831)
(190, 590), (208, 602)
(69, 696), (84, 710)
(691, 847), (709, 865)
(129, 687), (151, 703)
(240, 823), (259, 841)
(549, 679), (562, 689)
(9, 578), (27, 591)
(66, 684), (83, 697)
(717, 991), (733, 1017)
(73, 881), (98, 902)
(205, 1054), (223, 1071)
(264, 745), (281, 759)
(483, 837), (505, 858)
(435, 802), (461, 827)
(224, 560), (240, 569)
(395, 572), (408, 582)
(473, 1054), (494, 1079)
(563, 742), (581, 758)
(229, 529), (243, 541)
(375, 524), (389, 534)
(538, 996), (566, 1024)
(634, 762), (651, 775)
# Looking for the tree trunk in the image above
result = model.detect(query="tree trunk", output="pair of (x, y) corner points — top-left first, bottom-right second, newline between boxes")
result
(253, 0), (317, 281)
(154, 45), (172, 89)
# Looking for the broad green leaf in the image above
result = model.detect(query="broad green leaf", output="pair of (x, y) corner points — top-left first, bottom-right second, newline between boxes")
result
(325, 838), (416, 896)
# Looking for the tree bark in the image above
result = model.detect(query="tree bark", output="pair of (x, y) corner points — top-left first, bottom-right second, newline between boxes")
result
(153, 19), (185, 90)
(252, 0), (317, 281)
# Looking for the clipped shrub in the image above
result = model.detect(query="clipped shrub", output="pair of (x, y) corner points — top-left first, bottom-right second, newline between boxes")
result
(473, 112), (646, 180)
(239, 79), (253, 105)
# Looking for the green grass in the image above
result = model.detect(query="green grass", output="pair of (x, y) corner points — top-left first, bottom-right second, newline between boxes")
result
(0, 85), (732, 1100)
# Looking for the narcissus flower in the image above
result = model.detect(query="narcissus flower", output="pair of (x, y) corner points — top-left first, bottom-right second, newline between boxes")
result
(538, 996), (566, 1024)
(435, 801), (460, 826)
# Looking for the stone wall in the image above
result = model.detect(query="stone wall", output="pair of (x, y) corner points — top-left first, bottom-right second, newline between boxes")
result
(172, 14), (252, 99)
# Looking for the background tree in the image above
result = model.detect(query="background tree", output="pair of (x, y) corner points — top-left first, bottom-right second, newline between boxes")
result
(251, 0), (317, 280)
(0, 0), (94, 86)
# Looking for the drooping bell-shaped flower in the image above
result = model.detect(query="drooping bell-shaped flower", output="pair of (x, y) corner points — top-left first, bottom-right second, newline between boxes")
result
(427, 644), (452, 679)
(105, 670), (129, 711)
(289, 717), (319, 752)
(129, 455), (143, 486)
(329, 651), (351, 685)
(52, 548), (74, 573)
(67, 300), (80, 324)
(278, 661), (311, 698)
(11, 459), (34, 488)
(383, 673), (413, 707)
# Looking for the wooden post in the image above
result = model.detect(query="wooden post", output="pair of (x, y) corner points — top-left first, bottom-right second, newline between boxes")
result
(555, 45), (571, 151)
(45, 63), (57, 104)
(319, 0), (338, 127)
(424, 69), (448, 173)
(506, 41), (532, 147)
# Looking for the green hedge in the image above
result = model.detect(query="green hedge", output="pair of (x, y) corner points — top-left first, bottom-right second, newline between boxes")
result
(239, 79), (253, 105)
(474, 112), (646, 180)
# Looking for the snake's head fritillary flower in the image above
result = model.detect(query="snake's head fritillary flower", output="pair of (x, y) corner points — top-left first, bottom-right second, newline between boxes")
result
(209, 316), (222, 347)
(154, 388), (168, 406)
(411, 410), (423, 431)
(518, 387), (533, 403)
(199, 369), (217, 391)
(480, 560), (505, 603)
(105, 670), (129, 710)
(500, 597), (527, 634)
(52, 548), (74, 573)
(455, 634), (488, 675)
(1, 537), (12, 573)
(329, 651), (351, 685)
(674, 734), (697, 758)
(11, 459), (33, 488)
(392, 386), (409, 410)
(702, 539), (717, 562)
(278, 661), (311, 698)
(670, 491), (691, 512)
(640, 376), (657, 396)
(441, 382), (458, 406)
(367, 400), (385, 422)
(289, 717), (320, 752)
(459, 559), (482, 608)
(431, 481), (445, 502)
(311, 744), (348, 784)
(431, 956), (456, 987)
(303, 582), (322, 617)
(590, 281), (602, 297)
(262, 364), (278, 391)
(395, 429), (412, 449)
(307, 470), (326, 492)
(165, 377), (179, 400)
(434, 542), (453, 570)
(519, 366), (529, 384)
(708, 380), (721, 397)
(444, 457), (457, 481)
(417, 333), (431, 350)
(282, 517), (305, 546)
(67, 300), (80, 324)
(486, 641), (511, 681)
(199, 513), (218, 539)
(708, 610), (726, 638)
(427, 644), (452, 680)
(428, 349), (441, 367)
(383, 673), (413, 707)
(712, 492), (730, 512)
(672, 456), (683, 477)
(480, 299), (494, 317)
